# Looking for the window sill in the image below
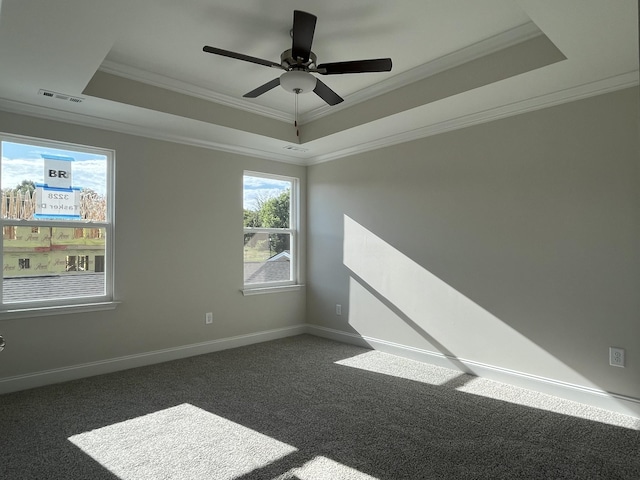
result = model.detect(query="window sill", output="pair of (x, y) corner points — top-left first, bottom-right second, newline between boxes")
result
(0, 301), (120, 320)
(241, 284), (304, 296)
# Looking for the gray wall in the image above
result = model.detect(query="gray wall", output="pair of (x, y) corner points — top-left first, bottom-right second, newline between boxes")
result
(307, 87), (640, 400)
(1, 87), (638, 405)
(0, 111), (306, 379)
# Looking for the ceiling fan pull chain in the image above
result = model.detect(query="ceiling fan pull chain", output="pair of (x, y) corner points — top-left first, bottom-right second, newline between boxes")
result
(295, 91), (300, 137)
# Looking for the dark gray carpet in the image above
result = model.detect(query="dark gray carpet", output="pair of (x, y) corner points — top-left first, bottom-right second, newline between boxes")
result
(1, 334), (639, 479)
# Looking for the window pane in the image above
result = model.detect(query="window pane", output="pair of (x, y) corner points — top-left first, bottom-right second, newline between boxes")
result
(243, 175), (291, 229)
(244, 232), (291, 284)
(1, 141), (107, 222)
(3, 225), (107, 303)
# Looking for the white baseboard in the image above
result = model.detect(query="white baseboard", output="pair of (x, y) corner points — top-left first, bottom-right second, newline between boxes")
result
(4, 323), (639, 420)
(0, 324), (307, 395)
(307, 324), (640, 419)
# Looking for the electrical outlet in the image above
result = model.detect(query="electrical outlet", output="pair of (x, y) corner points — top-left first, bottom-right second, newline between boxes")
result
(336, 304), (342, 316)
(205, 312), (213, 325)
(609, 347), (625, 367)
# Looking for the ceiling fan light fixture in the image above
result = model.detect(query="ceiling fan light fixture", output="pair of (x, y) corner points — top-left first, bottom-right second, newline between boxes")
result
(280, 70), (316, 94)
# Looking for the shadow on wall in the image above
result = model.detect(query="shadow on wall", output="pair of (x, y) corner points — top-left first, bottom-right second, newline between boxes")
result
(341, 214), (636, 416)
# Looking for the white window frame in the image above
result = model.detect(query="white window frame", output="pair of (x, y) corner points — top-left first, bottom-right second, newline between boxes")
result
(242, 171), (300, 295)
(0, 133), (116, 317)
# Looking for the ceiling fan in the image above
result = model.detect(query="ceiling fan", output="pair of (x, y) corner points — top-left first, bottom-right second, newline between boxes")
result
(203, 10), (392, 106)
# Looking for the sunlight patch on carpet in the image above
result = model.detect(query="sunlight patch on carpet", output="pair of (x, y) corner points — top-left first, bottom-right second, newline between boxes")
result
(335, 351), (639, 430)
(68, 403), (297, 479)
(455, 377), (640, 430)
(275, 456), (380, 480)
(335, 350), (462, 386)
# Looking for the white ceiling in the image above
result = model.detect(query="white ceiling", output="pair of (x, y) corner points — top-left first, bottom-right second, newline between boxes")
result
(0, 0), (637, 165)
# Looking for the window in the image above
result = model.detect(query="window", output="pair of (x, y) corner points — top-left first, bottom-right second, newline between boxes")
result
(94, 255), (105, 273)
(243, 172), (298, 290)
(0, 134), (114, 310)
(3, 226), (15, 240)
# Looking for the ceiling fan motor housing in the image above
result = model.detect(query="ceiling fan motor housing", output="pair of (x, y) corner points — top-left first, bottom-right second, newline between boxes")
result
(280, 49), (317, 70)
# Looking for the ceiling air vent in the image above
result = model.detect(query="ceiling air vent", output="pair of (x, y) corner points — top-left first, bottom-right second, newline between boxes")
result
(283, 145), (309, 152)
(38, 89), (84, 104)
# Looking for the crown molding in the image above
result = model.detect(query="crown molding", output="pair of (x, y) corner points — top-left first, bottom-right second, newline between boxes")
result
(300, 21), (543, 124)
(306, 71), (639, 165)
(99, 21), (542, 129)
(99, 60), (294, 124)
(0, 71), (636, 168)
(0, 97), (306, 165)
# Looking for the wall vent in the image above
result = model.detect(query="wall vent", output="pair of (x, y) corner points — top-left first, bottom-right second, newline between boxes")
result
(38, 89), (84, 104)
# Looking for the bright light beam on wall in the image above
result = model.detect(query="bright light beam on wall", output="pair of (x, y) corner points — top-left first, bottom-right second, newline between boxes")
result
(342, 214), (602, 393)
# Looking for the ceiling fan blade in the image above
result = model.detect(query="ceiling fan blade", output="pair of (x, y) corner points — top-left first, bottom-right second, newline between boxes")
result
(203, 46), (283, 69)
(243, 78), (281, 98)
(291, 10), (316, 62)
(313, 79), (343, 106)
(317, 58), (393, 75)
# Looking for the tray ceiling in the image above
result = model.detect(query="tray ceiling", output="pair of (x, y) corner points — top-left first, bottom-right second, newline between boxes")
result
(0, 0), (637, 164)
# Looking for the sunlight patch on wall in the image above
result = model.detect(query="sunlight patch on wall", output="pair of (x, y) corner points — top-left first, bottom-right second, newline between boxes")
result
(342, 214), (598, 389)
(68, 403), (297, 480)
